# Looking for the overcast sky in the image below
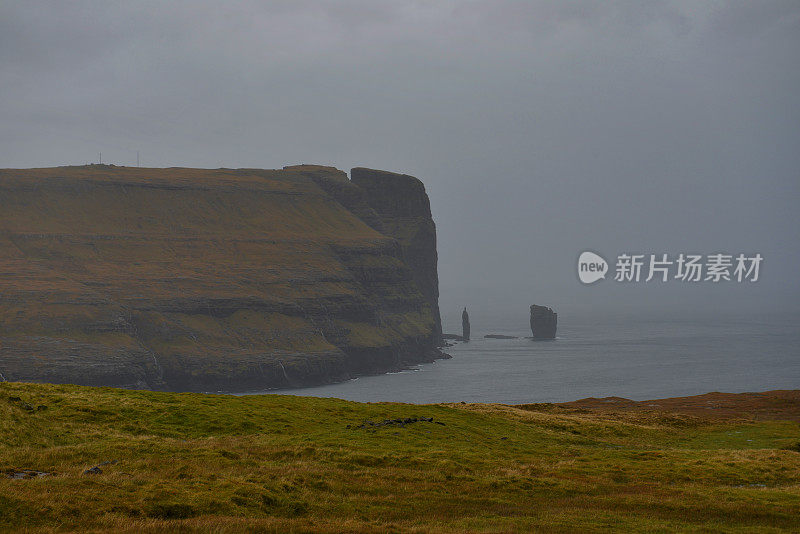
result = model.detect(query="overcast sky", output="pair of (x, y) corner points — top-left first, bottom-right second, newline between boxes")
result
(2, 1), (799, 329)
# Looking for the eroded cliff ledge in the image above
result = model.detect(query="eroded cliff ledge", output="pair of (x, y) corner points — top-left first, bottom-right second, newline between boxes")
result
(0, 164), (446, 391)
(351, 168), (442, 343)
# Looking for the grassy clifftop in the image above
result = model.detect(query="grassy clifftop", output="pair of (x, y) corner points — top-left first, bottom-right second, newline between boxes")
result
(0, 165), (444, 391)
(1, 382), (799, 532)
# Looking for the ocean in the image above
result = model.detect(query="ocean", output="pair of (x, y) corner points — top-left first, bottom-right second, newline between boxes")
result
(244, 312), (800, 404)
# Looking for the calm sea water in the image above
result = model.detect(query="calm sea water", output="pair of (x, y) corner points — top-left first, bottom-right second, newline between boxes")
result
(243, 312), (800, 404)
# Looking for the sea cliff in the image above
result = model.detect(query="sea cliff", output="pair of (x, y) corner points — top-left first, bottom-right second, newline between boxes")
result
(0, 164), (446, 391)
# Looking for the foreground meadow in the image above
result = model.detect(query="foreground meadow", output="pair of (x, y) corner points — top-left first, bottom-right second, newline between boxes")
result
(1, 382), (799, 533)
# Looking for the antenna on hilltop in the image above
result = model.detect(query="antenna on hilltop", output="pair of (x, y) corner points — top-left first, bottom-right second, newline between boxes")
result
(137, 151), (140, 167)
(99, 152), (102, 165)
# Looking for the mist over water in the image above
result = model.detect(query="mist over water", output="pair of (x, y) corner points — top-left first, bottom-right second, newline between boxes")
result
(249, 310), (800, 404)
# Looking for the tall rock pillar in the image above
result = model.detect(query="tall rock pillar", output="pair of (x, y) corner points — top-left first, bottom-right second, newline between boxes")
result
(530, 305), (557, 339)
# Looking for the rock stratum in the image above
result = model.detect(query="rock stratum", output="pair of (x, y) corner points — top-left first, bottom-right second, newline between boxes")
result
(0, 164), (446, 391)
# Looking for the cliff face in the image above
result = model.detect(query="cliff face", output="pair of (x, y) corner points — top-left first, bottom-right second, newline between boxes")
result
(350, 168), (442, 343)
(0, 165), (445, 391)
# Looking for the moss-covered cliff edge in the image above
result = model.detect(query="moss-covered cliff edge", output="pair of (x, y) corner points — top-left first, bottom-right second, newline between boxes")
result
(0, 164), (446, 391)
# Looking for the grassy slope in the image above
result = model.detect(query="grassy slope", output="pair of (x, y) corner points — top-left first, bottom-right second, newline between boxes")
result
(1, 382), (799, 533)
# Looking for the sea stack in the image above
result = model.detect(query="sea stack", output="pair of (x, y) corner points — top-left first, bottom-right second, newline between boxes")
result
(462, 307), (471, 341)
(530, 305), (557, 339)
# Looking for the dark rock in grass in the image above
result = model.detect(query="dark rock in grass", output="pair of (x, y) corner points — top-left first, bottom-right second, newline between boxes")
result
(351, 416), (441, 430)
(84, 460), (117, 475)
(6, 469), (51, 479)
(7, 396), (35, 412)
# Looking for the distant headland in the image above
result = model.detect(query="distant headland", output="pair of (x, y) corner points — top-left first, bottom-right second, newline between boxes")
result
(0, 165), (447, 391)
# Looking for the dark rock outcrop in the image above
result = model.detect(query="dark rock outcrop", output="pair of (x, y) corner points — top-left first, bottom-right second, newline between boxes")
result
(348, 416), (443, 430)
(6, 470), (52, 479)
(0, 165), (447, 392)
(530, 305), (557, 339)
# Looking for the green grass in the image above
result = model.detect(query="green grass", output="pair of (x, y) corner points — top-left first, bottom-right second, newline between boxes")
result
(1, 382), (799, 533)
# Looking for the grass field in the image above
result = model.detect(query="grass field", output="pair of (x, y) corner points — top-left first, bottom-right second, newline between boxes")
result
(1, 382), (799, 532)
